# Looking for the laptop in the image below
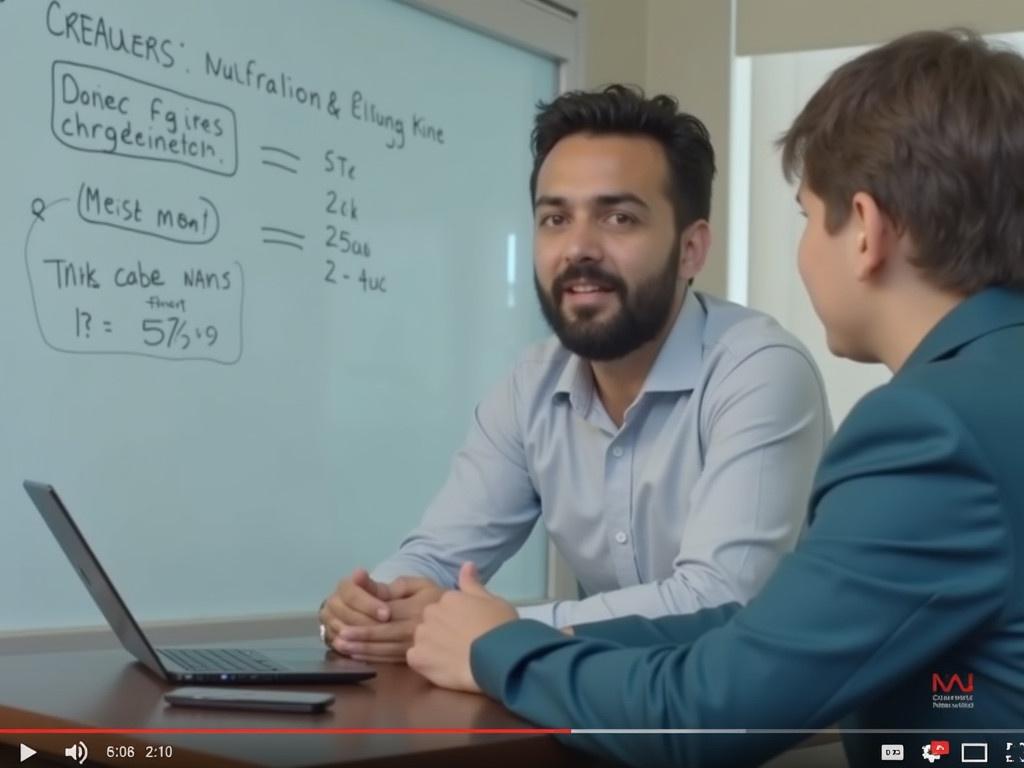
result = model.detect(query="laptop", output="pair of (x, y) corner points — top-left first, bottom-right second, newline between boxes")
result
(23, 480), (376, 685)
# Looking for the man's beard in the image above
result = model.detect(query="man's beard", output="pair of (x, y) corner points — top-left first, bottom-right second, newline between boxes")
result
(535, 242), (681, 361)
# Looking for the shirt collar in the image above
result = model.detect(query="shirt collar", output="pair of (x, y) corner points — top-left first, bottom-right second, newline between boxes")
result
(643, 289), (706, 393)
(553, 350), (594, 413)
(900, 286), (1024, 373)
(553, 289), (707, 407)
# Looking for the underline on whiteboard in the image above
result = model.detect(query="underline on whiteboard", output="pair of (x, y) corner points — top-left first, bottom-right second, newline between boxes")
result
(260, 145), (301, 161)
(261, 226), (305, 239)
(262, 239), (304, 251)
(261, 159), (298, 174)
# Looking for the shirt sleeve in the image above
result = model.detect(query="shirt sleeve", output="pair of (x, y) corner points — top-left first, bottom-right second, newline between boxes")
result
(371, 364), (542, 589)
(520, 345), (830, 628)
(470, 385), (1011, 767)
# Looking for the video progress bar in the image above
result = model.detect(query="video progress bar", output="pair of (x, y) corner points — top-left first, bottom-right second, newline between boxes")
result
(3, 727), (1023, 735)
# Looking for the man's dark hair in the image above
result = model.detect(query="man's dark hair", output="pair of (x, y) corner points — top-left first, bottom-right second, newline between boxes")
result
(530, 85), (716, 231)
(780, 29), (1024, 293)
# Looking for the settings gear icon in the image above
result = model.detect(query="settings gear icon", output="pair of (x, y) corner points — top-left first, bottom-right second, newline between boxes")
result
(922, 744), (941, 762)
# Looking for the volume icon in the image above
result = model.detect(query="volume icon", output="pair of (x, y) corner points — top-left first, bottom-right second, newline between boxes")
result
(64, 741), (88, 764)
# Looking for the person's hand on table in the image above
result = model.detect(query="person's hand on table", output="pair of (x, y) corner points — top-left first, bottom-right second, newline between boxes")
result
(406, 562), (518, 693)
(331, 575), (445, 663)
(319, 567), (392, 647)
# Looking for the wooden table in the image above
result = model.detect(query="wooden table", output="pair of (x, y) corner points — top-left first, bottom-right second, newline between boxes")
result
(0, 638), (593, 767)
(0, 637), (847, 767)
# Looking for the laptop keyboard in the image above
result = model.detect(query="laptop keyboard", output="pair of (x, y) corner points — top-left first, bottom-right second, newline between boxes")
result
(159, 647), (288, 673)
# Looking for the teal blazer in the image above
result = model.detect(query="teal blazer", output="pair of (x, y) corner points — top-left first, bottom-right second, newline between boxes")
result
(471, 287), (1024, 767)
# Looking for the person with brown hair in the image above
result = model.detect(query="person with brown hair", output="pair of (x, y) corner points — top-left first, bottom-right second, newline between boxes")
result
(406, 29), (1024, 767)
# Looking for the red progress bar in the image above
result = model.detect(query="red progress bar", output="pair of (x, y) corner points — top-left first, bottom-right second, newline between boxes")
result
(0, 728), (570, 735)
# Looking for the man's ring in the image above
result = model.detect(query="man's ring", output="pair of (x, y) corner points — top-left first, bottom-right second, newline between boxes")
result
(318, 599), (328, 646)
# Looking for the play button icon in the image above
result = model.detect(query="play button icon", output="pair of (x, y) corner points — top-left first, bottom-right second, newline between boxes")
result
(20, 743), (36, 762)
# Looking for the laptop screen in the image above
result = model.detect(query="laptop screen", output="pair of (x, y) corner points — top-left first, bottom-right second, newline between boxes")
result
(22, 481), (168, 679)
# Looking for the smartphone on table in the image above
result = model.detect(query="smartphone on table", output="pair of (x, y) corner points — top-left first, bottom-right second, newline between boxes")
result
(165, 687), (335, 713)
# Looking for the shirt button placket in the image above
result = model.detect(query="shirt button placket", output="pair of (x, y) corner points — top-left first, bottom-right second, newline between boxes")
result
(606, 441), (635, 585)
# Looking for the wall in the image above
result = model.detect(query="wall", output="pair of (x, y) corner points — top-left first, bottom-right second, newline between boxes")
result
(583, 0), (648, 90)
(737, 0), (1024, 55)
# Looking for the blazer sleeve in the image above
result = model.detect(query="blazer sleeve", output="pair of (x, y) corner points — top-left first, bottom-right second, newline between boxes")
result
(470, 385), (1012, 768)
(571, 603), (742, 646)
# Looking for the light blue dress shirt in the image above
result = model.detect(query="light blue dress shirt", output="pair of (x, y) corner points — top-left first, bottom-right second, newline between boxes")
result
(372, 291), (831, 627)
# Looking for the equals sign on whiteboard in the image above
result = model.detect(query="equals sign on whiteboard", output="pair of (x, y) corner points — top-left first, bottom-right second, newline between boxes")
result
(261, 226), (304, 251)
(260, 145), (300, 174)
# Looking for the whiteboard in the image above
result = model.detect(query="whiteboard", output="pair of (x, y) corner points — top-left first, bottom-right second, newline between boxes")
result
(0, 0), (556, 631)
